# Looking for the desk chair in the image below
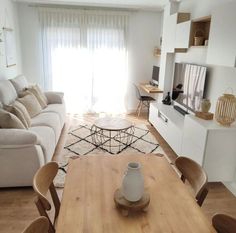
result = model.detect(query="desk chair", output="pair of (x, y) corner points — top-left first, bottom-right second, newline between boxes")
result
(175, 156), (208, 206)
(134, 84), (155, 117)
(33, 162), (60, 233)
(22, 217), (49, 233)
(212, 214), (236, 233)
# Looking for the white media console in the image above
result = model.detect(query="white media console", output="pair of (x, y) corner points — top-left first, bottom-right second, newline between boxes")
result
(149, 102), (236, 182)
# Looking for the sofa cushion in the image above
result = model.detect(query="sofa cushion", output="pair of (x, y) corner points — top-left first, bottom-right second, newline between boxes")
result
(29, 126), (56, 163)
(31, 112), (61, 143)
(0, 80), (17, 105)
(0, 109), (25, 129)
(41, 103), (66, 127)
(10, 75), (29, 94)
(18, 93), (42, 118)
(22, 85), (47, 109)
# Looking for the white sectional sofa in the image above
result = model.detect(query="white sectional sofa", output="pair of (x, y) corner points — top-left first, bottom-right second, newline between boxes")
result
(0, 75), (66, 187)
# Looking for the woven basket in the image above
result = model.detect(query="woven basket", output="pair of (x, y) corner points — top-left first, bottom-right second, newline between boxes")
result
(215, 94), (236, 126)
(194, 30), (204, 46)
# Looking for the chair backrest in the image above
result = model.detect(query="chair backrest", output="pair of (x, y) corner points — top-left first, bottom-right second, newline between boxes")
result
(33, 162), (60, 233)
(22, 217), (49, 233)
(133, 84), (141, 100)
(175, 156), (208, 206)
(212, 214), (236, 233)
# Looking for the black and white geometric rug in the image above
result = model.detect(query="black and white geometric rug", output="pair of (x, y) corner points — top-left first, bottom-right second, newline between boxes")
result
(55, 123), (165, 187)
(65, 124), (163, 155)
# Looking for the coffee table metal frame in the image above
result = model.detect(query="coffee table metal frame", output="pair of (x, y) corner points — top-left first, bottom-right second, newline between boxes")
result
(91, 122), (134, 154)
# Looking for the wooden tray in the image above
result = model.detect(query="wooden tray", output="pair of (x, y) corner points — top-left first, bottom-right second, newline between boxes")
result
(195, 111), (214, 120)
(114, 189), (150, 216)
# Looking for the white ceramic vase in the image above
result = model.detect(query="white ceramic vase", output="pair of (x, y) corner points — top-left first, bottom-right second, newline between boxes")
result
(121, 162), (144, 202)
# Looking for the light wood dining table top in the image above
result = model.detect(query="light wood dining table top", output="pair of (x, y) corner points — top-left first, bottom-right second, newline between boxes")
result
(56, 154), (216, 233)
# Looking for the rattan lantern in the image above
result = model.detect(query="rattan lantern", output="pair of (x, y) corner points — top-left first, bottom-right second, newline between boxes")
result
(215, 94), (236, 126)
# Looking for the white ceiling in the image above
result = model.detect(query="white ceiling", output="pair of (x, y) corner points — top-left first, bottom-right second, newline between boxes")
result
(13, 0), (174, 11)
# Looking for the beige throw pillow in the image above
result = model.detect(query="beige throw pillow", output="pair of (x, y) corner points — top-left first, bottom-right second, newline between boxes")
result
(4, 101), (31, 128)
(18, 93), (42, 118)
(23, 85), (48, 109)
(0, 109), (25, 129)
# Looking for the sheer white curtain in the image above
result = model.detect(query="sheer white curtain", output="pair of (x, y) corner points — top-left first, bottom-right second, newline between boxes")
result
(38, 8), (129, 113)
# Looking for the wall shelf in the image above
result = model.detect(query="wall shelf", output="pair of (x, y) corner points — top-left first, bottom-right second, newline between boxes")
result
(190, 15), (211, 47)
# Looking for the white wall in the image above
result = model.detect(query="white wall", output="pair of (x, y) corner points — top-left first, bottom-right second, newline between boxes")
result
(17, 3), (163, 112)
(175, 0), (236, 112)
(0, 0), (22, 80)
(126, 11), (162, 111)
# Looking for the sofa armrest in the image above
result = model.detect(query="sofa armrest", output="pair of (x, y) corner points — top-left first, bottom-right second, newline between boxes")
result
(44, 91), (64, 104)
(0, 129), (39, 148)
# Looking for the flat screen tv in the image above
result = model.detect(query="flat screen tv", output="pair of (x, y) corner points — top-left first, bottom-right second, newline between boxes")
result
(152, 66), (160, 85)
(172, 63), (207, 112)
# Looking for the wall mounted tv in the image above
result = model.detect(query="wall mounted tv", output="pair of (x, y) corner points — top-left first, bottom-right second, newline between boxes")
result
(151, 66), (160, 86)
(172, 63), (207, 113)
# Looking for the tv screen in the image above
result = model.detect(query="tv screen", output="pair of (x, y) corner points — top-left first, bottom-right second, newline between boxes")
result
(172, 63), (207, 112)
(152, 66), (159, 85)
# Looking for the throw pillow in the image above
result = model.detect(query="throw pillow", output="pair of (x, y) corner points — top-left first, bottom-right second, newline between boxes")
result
(4, 101), (31, 128)
(24, 85), (47, 108)
(17, 93), (42, 118)
(0, 109), (25, 129)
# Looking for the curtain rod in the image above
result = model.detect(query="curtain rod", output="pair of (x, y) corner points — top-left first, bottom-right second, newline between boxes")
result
(28, 3), (142, 12)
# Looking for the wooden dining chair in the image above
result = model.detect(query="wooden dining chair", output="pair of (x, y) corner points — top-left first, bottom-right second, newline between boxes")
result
(212, 213), (236, 233)
(22, 217), (49, 233)
(134, 84), (155, 116)
(175, 156), (208, 206)
(33, 162), (60, 233)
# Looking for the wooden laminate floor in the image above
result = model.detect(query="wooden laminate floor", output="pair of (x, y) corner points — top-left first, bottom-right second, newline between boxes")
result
(0, 113), (236, 233)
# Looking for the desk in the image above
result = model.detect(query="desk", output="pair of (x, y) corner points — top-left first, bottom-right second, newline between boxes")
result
(140, 83), (163, 94)
(56, 154), (215, 233)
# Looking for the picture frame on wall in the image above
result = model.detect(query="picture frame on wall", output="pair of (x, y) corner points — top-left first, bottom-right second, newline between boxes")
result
(3, 27), (16, 67)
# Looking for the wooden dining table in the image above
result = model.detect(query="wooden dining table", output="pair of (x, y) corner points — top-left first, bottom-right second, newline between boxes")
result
(56, 154), (216, 233)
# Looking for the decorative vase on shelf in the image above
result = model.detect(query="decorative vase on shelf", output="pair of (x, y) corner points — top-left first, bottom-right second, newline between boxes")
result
(201, 99), (211, 113)
(215, 93), (236, 126)
(121, 162), (144, 202)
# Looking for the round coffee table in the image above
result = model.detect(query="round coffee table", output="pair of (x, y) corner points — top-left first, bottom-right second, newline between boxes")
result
(91, 117), (134, 154)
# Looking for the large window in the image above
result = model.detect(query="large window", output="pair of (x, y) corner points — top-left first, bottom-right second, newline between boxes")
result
(39, 8), (128, 113)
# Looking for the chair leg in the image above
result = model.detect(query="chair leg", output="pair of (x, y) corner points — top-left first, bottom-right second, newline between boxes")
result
(136, 101), (141, 115)
(138, 101), (143, 117)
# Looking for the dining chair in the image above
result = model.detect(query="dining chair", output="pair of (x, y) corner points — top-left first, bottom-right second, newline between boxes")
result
(212, 213), (236, 233)
(134, 84), (155, 117)
(22, 217), (49, 233)
(175, 156), (208, 206)
(33, 162), (60, 233)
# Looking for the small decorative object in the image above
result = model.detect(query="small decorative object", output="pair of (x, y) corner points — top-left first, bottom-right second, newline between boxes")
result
(153, 47), (161, 57)
(201, 98), (211, 113)
(162, 92), (171, 105)
(114, 189), (150, 216)
(121, 162), (144, 202)
(215, 93), (236, 126)
(195, 111), (214, 120)
(194, 30), (204, 46)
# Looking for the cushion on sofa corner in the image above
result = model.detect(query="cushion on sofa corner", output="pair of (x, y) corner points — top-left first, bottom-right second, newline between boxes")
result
(4, 101), (31, 128)
(10, 75), (29, 94)
(0, 109), (26, 129)
(18, 93), (42, 118)
(0, 80), (17, 105)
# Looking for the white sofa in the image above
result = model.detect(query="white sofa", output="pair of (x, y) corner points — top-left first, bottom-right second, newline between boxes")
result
(0, 75), (66, 187)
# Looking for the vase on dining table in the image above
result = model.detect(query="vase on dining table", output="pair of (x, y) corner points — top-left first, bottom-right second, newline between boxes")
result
(121, 162), (144, 202)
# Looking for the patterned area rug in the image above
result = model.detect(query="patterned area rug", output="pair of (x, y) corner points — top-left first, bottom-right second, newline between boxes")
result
(55, 123), (165, 187)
